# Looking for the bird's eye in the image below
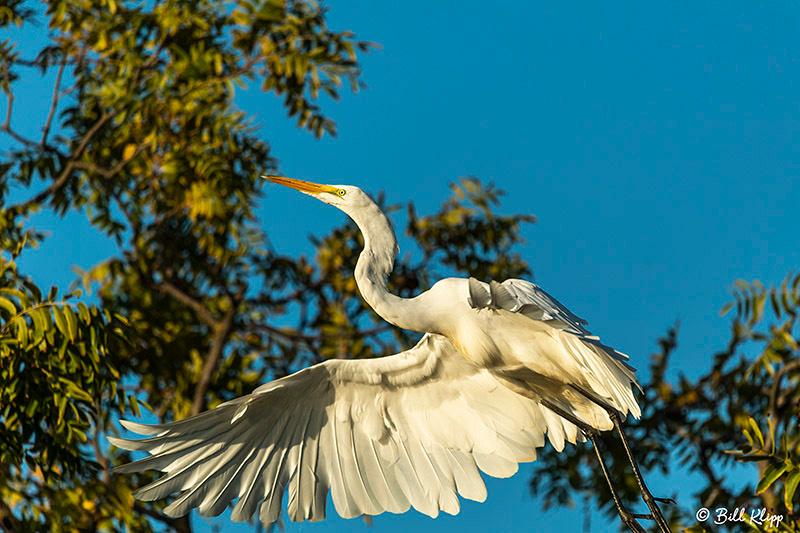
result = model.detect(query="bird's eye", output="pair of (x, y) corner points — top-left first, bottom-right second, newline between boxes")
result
(337, 189), (346, 197)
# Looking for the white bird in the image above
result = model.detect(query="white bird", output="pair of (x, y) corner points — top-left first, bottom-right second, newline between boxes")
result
(112, 177), (668, 532)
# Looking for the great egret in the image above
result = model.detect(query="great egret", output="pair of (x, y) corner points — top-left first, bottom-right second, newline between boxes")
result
(112, 177), (670, 532)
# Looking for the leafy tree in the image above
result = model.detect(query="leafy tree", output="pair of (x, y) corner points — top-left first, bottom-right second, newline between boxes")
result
(531, 275), (800, 532)
(0, 2), (535, 531)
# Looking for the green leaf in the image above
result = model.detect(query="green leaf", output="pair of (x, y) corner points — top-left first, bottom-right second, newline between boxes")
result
(64, 306), (78, 342)
(0, 288), (31, 308)
(29, 308), (46, 346)
(128, 394), (141, 418)
(57, 394), (68, 426)
(25, 399), (38, 417)
(747, 417), (764, 449)
(78, 302), (90, 324)
(14, 318), (28, 347)
(57, 336), (68, 360)
(0, 296), (16, 316)
(683, 526), (709, 533)
(786, 470), (800, 511)
(53, 306), (68, 338)
(72, 427), (87, 443)
(767, 416), (775, 455)
(59, 377), (94, 404)
(756, 462), (788, 495)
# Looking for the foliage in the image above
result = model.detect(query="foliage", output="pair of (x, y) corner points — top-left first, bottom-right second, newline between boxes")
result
(0, 258), (144, 533)
(530, 274), (800, 532)
(0, 0), (369, 530)
(0, 2), (536, 531)
(407, 176), (535, 282)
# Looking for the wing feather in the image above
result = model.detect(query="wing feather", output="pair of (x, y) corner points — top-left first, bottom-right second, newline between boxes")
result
(493, 278), (641, 416)
(201, 442), (261, 516)
(444, 449), (486, 502)
(395, 433), (438, 517)
(429, 447), (460, 515)
(499, 279), (590, 333)
(112, 334), (552, 526)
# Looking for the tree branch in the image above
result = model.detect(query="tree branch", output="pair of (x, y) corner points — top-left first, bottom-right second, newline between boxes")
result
(245, 279), (324, 307)
(7, 109), (114, 216)
(156, 280), (217, 327)
(1, 56), (65, 154)
(768, 359), (800, 418)
(1, 56), (13, 132)
(0, 498), (20, 533)
(41, 58), (66, 148)
(190, 285), (245, 416)
(72, 142), (149, 179)
(133, 503), (191, 533)
(6, 44), (164, 216)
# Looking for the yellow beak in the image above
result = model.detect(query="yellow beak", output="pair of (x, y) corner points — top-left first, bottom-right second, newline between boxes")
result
(262, 175), (336, 196)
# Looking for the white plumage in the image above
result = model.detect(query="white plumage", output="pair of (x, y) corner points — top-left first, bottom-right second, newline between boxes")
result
(112, 177), (642, 527)
(112, 334), (585, 523)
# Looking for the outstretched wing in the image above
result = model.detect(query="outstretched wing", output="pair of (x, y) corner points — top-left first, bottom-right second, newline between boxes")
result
(111, 334), (567, 526)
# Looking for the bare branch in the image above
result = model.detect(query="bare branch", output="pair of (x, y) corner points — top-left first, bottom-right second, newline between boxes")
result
(1, 56), (13, 132)
(1, 56), (59, 152)
(41, 58), (66, 147)
(133, 503), (192, 533)
(768, 359), (800, 419)
(5, 110), (112, 215)
(156, 280), (218, 327)
(190, 284), (246, 416)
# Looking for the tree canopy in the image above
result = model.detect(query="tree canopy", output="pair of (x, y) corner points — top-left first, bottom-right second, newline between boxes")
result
(0, 2), (533, 530)
(530, 274), (800, 532)
(1, 1), (798, 532)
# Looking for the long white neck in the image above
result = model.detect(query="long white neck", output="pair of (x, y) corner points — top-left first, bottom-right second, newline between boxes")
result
(347, 202), (430, 332)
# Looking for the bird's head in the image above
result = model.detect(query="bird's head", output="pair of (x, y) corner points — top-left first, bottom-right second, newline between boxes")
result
(262, 176), (372, 214)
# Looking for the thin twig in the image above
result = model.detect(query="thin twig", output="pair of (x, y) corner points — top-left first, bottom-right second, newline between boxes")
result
(6, 41), (165, 215)
(72, 142), (149, 179)
(0, 56), (55, 151)
(6, 110), (112, 214)
(768, 359), (800, 418)
(1, 57), (13, 132)
(41, 58), (66, 147)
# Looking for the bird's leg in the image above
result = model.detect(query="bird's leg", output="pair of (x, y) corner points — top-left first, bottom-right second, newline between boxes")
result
(541, 400), (650, 533)
(568, 385), (673, 533)
(585, 431), (650, 533)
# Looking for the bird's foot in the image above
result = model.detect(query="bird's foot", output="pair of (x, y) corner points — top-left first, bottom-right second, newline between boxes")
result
(618, 510), (649, 533)
(638, 489), (672, 532)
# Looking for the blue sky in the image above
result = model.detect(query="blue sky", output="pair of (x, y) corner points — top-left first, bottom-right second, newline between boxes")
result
(4, 1), (800, 532)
